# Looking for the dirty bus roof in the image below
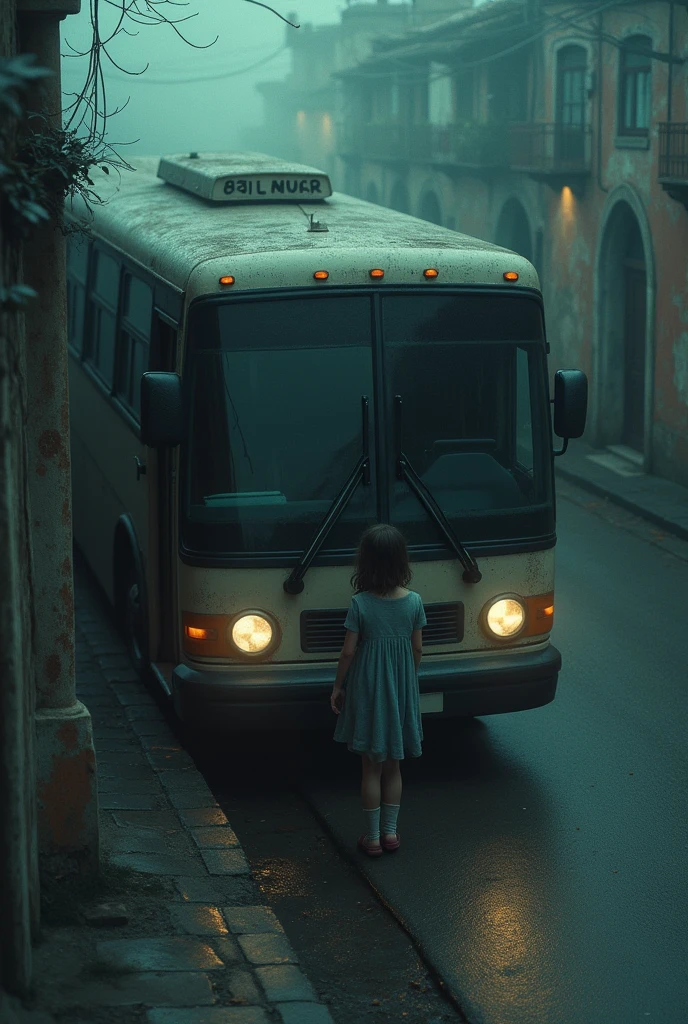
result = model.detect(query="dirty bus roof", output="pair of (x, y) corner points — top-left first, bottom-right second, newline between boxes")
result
(69, 154), (539, 294)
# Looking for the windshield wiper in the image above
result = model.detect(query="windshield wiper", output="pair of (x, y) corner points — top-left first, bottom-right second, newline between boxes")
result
(283, 396), (371, 595)
(394, 395), (482, 584)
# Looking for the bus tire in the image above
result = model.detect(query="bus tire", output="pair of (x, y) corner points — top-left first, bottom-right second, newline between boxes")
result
(123, 565), (150, 680)
(114, 523), (151, 681)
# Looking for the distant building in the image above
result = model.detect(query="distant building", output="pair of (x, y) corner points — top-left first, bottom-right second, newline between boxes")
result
(249, 0), (458, 176)
(262, 0), (688, 488)
(248, 2), (412, 175)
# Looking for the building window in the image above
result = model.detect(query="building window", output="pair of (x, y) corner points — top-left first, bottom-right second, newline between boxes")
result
(555, 45), (588, 166)
(454, 70), (474, 122)
(66, 234), (89, 355)
(116, 272), (152, 417)
(390, 76), (400, 120)
(85, 249), (119, 388)
(557, 45), (587, 127)
(429, 63), (453, 127)
(619, 35), (651, 135)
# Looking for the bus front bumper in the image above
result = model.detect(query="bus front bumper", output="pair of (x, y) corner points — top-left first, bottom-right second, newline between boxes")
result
(171, 643), (561, 732)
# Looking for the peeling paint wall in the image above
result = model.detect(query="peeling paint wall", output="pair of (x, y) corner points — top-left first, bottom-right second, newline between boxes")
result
(331, 0), (688, 488)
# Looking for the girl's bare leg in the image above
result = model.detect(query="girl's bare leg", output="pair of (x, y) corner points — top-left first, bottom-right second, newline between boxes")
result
(381, 758), (402, 805)
(381, 758), (402, 838)
(361, 753), (383, 809)
(360, 754), (383, 848)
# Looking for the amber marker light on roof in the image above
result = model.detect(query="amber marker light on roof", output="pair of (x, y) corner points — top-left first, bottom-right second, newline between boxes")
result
(423, 268), (439, 279)
(369, 268), (385, 279)
(313, 270), (329, 280)
(219, 275), (235, 286)
(185, 625), (218, 641)
(503, 271), (519, 281)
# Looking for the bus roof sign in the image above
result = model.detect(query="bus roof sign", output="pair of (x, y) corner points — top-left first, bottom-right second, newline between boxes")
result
(157, 153), (332, 203)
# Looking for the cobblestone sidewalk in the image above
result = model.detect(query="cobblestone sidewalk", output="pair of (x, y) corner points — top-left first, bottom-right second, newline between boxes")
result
(32, 573), (335, 1024)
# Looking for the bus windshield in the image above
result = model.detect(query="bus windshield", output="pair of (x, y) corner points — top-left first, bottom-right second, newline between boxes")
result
(182, 292), (553, 560)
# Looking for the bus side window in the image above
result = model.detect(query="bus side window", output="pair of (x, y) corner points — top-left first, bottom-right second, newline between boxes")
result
(66, 233), (89, 355)
(116, 272), (153, 417)
(85, 249), (119, 388)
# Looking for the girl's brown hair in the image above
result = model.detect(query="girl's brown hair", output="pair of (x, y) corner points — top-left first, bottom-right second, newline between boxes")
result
(350, 524), (412, 595)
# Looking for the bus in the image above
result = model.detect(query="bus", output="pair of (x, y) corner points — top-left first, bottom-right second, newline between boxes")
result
(66, 152), (587, 731)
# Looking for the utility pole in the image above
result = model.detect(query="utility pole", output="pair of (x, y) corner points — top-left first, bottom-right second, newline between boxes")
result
(16, 0), (99, 881)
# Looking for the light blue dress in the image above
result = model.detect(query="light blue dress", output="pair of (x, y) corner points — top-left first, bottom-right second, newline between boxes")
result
(333, 590), (427, 763)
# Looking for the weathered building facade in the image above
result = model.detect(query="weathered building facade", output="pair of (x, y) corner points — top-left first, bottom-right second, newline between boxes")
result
(337, 0), (688, 485)
(258, 0), (688, 486)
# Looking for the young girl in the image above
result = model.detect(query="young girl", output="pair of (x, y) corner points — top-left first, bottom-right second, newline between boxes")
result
(331, 523), (426, 857)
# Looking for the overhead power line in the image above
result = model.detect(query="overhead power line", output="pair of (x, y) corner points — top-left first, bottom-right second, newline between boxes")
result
(101, 43), (288, 85)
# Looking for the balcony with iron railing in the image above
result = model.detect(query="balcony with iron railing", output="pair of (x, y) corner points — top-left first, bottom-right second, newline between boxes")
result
(508, 122), (592, 191)
(338, 121), (415, 162)
(339, 120), (512, 170)
(428, 123), (510, 170)
(658, 123), (688, 209)
(339, 119), (592, 184)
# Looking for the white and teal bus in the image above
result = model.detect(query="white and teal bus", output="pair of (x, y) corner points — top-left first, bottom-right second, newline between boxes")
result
(66, 152), (586, 731)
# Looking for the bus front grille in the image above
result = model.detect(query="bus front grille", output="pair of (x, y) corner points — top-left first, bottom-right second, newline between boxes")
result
(300, 602), (464, 653)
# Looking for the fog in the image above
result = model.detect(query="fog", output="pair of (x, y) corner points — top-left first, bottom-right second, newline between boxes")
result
(60, 1), (349, 157)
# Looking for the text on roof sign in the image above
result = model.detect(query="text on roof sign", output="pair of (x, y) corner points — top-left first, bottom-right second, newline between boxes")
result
(223, 176), (326, 197)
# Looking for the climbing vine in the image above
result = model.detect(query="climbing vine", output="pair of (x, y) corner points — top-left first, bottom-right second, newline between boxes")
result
(0, 0), (299, 313)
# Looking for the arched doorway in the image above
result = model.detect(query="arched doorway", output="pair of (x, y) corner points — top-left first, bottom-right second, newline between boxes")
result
(494, 198), (533, 261)
(389, 179), (410, 214)
(597, 200), (650, 454)
(621, 222), (647, 450)
(365, 181), (380, 205)
(418, 190), (442, 226)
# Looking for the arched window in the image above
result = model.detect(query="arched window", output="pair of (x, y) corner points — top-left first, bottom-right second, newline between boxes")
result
(389, 179), (410, 214)
(495, 198), (533, 262)
(619, 35), (651, 135)
(365, 181), (380, 205)
(418, 190), (442, 226)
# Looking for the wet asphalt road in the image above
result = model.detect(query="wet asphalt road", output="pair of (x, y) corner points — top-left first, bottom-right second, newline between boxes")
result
(193, 479), (688, 1024)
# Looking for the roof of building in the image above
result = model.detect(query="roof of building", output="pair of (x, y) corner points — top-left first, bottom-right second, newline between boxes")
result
(338, 0), (531, 73)
(69, 154), (537, 293)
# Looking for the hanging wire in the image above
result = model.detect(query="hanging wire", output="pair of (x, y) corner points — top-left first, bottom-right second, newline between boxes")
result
(103, 43), (288, 85)
(340, 0), (630, 82)
(61, 0), (299, 175)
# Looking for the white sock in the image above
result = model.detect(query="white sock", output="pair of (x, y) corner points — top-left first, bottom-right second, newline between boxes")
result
(381, 803), (400, 836)
(364, 806), (380, 842)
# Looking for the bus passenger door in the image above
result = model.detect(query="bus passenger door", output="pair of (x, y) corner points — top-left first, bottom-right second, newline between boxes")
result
(149, 311), (179, 667)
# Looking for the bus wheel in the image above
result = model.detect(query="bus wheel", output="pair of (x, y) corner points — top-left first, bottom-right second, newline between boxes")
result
(124, 569), (150, 680)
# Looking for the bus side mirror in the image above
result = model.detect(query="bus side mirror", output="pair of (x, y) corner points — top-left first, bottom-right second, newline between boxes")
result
(553, 369), (587, 440)
(140, 372), (183, 447)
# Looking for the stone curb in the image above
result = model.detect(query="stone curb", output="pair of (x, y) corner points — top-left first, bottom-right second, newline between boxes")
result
(555, 441), (688, 544)
(71, 585), (335, 1024)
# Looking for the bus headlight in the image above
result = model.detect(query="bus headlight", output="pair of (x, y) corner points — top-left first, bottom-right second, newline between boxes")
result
(229, 611), (279, 656)
(482, 596), (526, 639)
